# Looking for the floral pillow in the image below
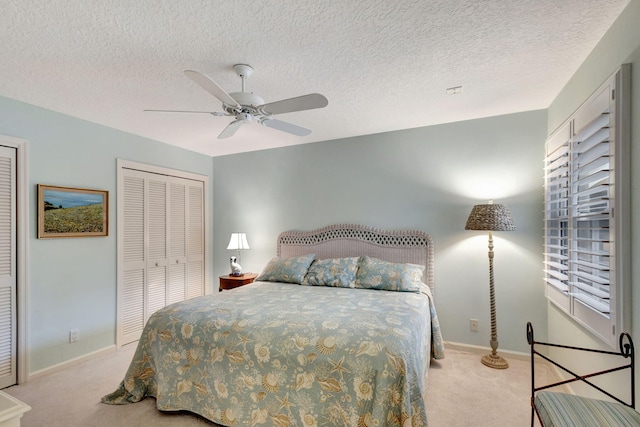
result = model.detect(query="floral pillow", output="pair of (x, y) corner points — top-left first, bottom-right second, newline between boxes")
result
(256, 254), (316, 284)
(301, 257), (361, 288)
(354, 256), (424, 292)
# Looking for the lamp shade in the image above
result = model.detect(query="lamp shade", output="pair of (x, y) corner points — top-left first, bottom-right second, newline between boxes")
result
(227, 233), (250, 250)
(465, 203), (515, 231)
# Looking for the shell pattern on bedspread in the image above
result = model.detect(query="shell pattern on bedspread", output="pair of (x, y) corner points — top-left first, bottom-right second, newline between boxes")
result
(102, 281), (444, 426)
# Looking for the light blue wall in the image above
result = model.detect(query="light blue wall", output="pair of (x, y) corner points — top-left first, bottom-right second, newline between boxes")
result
(0, 96), (214, 373)
(546, 0), (640, 401)
(212, 110), (548, 353)
(1, 92), (547, 375)
(6, 0), (635, 374)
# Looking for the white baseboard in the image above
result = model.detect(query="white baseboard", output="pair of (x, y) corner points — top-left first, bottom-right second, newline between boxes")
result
(443, 341), (531, 361)
(27, 345), (117, 382)
(443, 341), (573, 393)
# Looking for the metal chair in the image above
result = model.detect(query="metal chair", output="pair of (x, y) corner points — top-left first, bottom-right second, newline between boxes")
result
(527, 322), (638, 426)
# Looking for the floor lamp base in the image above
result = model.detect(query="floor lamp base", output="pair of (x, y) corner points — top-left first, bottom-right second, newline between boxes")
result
(481, 353), (509, 369)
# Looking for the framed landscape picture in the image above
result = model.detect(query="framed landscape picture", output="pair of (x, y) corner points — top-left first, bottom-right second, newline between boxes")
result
(37, 184), (109, 238)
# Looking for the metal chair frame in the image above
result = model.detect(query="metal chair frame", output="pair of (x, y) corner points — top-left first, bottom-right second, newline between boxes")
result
(527, 322), (635, 426)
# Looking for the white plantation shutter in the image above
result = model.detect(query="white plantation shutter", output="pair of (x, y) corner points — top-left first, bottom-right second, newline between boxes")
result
(543, 66), (630, 347)
(544, 122), (570, 311)
(0, 146), (16, 388)
(118, 164), (206, 346)
(570, 94), (612, 329)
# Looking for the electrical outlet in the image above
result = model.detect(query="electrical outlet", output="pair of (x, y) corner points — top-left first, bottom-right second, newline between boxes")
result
(470, 319), (479, 332)
(69, 328), (80, 343)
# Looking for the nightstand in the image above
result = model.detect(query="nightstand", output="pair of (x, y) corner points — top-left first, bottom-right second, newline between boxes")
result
(219, 272), (258, 291)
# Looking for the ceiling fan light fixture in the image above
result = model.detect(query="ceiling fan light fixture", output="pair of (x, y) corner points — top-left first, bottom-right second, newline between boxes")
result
(237, 112), (252, 123)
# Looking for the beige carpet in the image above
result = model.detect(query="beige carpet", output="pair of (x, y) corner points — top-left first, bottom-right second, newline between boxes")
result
(4, 342), (553, 426)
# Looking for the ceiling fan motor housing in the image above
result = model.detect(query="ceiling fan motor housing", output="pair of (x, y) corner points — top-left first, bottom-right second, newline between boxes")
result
(229, 92), (264, 107)
(225, 92), (267, 119)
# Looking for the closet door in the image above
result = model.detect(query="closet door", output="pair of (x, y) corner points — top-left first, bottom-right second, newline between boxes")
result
(0, 146), (16, 388)
(147, 176), (168, 320)
(118, 167), (205, 346)
(167, 179), (186, 305)
(167, 177), (205, 303)
(187, 182), (204, 299)
(120, 169), (147, 345)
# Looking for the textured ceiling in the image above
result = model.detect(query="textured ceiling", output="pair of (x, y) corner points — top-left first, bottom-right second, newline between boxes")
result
(0, 0), (630, 157)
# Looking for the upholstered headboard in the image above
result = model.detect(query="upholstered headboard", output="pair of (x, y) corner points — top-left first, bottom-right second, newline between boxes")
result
(277, 224), (435, 295)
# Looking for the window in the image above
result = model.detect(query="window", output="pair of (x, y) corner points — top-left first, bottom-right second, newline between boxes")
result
(544, 65), (630, 347)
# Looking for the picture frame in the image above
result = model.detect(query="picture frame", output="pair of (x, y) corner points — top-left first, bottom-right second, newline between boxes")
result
(37, 184), (109, 238)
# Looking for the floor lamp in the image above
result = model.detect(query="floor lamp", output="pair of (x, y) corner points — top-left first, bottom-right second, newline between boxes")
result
(465, 200), (515, 369)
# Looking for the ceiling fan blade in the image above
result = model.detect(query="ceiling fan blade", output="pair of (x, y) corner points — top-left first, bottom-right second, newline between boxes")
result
(144, 109), (226, 116)
(184, 70), (240, 108)
(218, 120), (245, 139)
(261, 118), (312, 136)
(260, 93), (328, 115)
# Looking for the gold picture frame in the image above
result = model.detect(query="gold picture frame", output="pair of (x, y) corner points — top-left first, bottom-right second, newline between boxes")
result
(37, 184), (109, 238)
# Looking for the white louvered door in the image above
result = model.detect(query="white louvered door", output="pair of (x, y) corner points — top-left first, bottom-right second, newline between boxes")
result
(167, 179), (186, 305)
(147, 177), (168, 319)
(0, 146), (16, 388)
(120, 169), (146, 345)
(118, 166), (205, 346)
(187, 183), (204, 299)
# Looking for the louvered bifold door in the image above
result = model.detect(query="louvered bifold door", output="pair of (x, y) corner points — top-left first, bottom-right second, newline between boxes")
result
(146, 177), (168, 320)
(120, 169), (147, 345)
(167, 178), (187, 305)
(187, 181), (204, 298)
(544, 123), (571, 312)
(118, 163), (207, 347)
(0, 146), (16, 388)
(569, 86), (613, 340)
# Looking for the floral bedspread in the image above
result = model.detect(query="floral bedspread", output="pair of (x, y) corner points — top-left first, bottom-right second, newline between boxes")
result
(102, 281), (445, 426)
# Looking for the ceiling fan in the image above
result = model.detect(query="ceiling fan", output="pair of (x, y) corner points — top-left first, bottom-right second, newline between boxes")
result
(145, 64), (328, 139)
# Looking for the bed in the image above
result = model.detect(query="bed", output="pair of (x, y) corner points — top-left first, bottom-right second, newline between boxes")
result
(103, 224), (444, 426)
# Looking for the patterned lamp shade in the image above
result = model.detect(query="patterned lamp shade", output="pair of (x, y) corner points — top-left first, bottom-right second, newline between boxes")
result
(465, 203), (515, 232)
